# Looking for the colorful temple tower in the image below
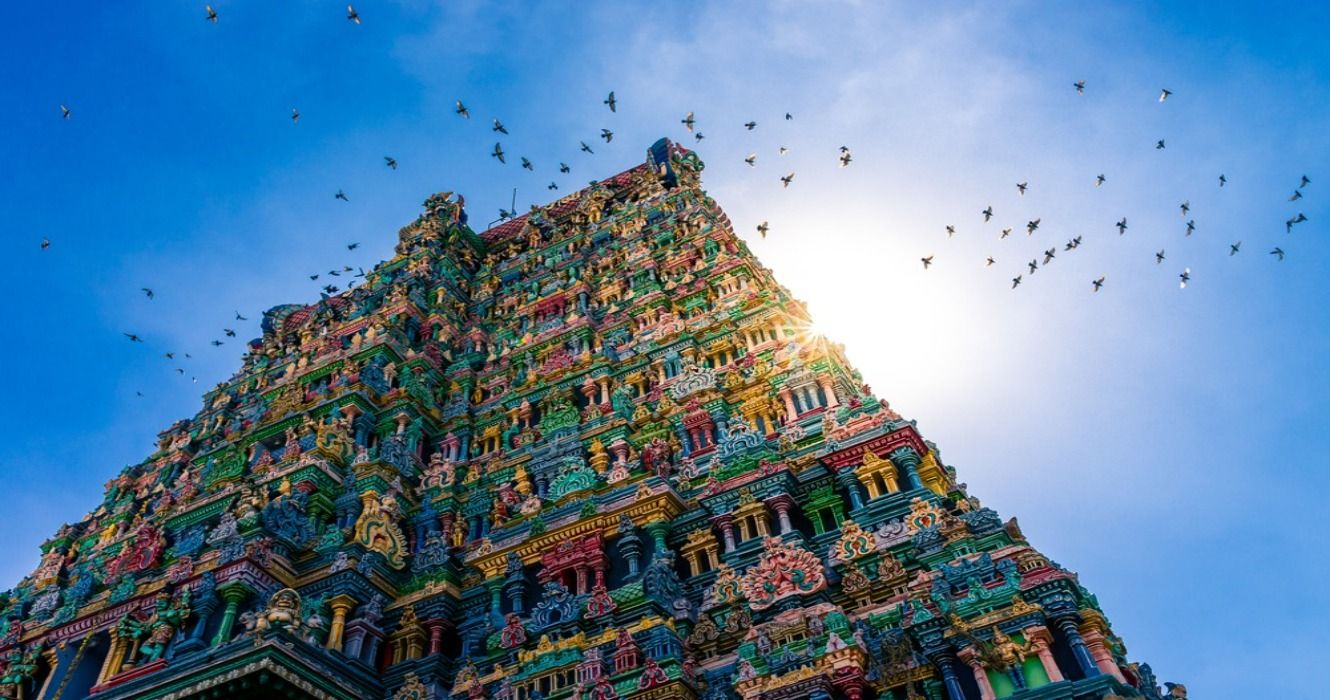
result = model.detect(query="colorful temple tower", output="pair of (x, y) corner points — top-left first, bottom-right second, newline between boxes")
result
(0, 139), (1171, 700)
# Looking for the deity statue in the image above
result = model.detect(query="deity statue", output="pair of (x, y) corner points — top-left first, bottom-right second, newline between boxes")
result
(119, 588), (192, 664)
(499, 613), (527, 649)
(352, 490), (408, 569)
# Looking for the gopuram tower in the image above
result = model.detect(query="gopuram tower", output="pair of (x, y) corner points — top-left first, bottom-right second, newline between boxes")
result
(0, 139), (1168, 700)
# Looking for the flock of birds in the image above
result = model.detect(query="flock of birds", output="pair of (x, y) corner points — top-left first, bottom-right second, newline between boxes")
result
(35, 6), (1317, 401)
(909, 86), (1312, 293)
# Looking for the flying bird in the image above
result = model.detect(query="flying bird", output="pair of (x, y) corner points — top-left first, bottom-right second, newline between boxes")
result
(1229, 241), (1241, 256)
(141, 288), (154, 299)
(347, 242), (359, 250)
(982, 206), (993, 222)
(945, 225), (956, 238)
(1185, 220), (1196, 236)
(205, 5), (218, 23)
(492, 119), (508, 135)
(309, 274), (319, 280)
(41, 238), (50, 250)
(384, 156), (397, 169)
(778, 146), (789, 155)
(757, 221), (769, 239)
(235, 311), (247, 321)
(124, 333), (143, 343)
(211, 340), (224, 346)
(1179, 268), (1190, 289)
(491, 143), (505, 163)
(176, 368), (185, 375)
(1074, 80), (1085, 94)
(785, 112), (793, 120)
(745, 153), (757, 167)
(347, 5), (360, 24)
(548, 182), (558, 190)
(838, 151), (852, 168)
(1289, 190), (1302, 202)
(780, 173), (794, 188)
(60, 104), (72, 119)
(985, 256), (996, 267)
(1270, 247), (1285, 261)
(1016, 182), (1028, 196)
(164, 352), (175, 360)
(455, 101), (470, 119)
(1026, 218), (1040, 235)
(580, 141), (594, 154)
(559, 163), (570, 173)
(1116, 217), (1128, 235)
(1219, 174), (1227, 187)
(1180, 200), (1190, 216)
(1011, 275), (1022, 289)
(335, 189), (348, 201)
(681, 112), (695, 132)
(744, 121), (757, 130)
(1156, 250), (1166, 264)
(1096, 174), (1106, 187)
(601, 128), (614, 143)
(694, 132), (705, 142)
(1156, 139), (1166, 150)
(1159, 88), (1173, 102)
(1000, 228), (1012, 240)
(1300, 175), (1311, 188)
(521, 157), (533, 171)
(604, 91), (616, 112)
(224, 328), (236, 337)
(1027, 259), (1039, 274)
(1092, 276), (1105, 292)
(1043, 248), (1056, 264)
(921, 256), (933, 270)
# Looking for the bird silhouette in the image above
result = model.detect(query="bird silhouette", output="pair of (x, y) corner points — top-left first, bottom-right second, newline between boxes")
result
(1096, 174), (1106, 187)
(455, 101), (470, 119)
(780, 173), (794, 188)
(1159, 88), (1173, 102)
(1289, 190), (1302, 202)
(291, 108), (300, 124)
(1092, 276), (1105, 292)
(580, 141), (594, 154)
(1271, 247), (1286, 261)
(745, 121), (757, 130)
(559, 163), (570, 173)
(347, 242), (359, 250)
(41, 238), (50, 250)
(745, 154), (757, 167)
(986, 256), (996, 267)
(757, 222), (769, 239)
(175, 368), (185, 375)
(491, 143), (505, 163)
(604, 91), (616, 112)
(1116, 218), (1128, 235)
(493, 119), (508, 135)
(1074, 80), (1086, 94)
(785, 112), (793, 120)
(921, 256), (933, 270)
(124, 333), (143, 343)
(1011, 275), (1022, 289)
(1027, 259), (1038, 274)
(309, 274), (320, 280)
(235, 312), (247, 321)
(839, 151), (852, 167)
(778, 146), (789, 155)
(601, 128), (614, 143)
(1180, 201), (1190, 216)
(1156, 250), (1166, 264)
(346, 4), (360, 24)
(205, 5), (218, 23)
(681, 112), (695, 132)
(982, 206), (993, 222)
(164, 352), (175, 360)
(548, 182), (558, 191)
(1156, 139), (1166, 150)
(335, 189), (349, 201)
(1185, 220), (1196, 236)
(211, 340), (224, 347)
(60, 104), (72, 119)
(141, 288), (154, 299)
(945, 225), (956, 238)
(1229, 241), (1241, 256)
(1000, 228), (1012, 239)
(1026, 219), (1040, 236)
(694, 132), (705, 142)
(1016, 182), (1029, 196)
(1300, 175), (1311, 188)
(1219, 174), (1227, 187)
(224, 328), (236, 337)
(521, 157), (533, 171)
(1179, 268), (1191, 288)
(1043, 248), (1056, 264)
(384, 156), (397, 169)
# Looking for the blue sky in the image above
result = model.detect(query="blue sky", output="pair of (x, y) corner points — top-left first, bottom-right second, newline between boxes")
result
(1, 2), (1327, 696)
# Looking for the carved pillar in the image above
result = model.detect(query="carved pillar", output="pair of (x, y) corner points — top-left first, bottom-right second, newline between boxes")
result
(1053, 615), (1099, 678)
(888, 447), (923, 491)
(643, 520), (670, 555)
(1023, 625), (1064, 682)
(836, 469), (865, 510)
(427, 620), (445, 655)
(957, 647), (996, 700)
(211, 582), (252, 647)
(767, 495), (794, 534)
(929, 650), (967, 700)
(818, 376), (839, 408)
(714, 516), (737, 552)
(97, 632), (128, 684)
(326, 594), (359, 652)
(176, 586), (219, 654)
(1080, 627), (1126, 682)
(778, 387), (798, 420)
